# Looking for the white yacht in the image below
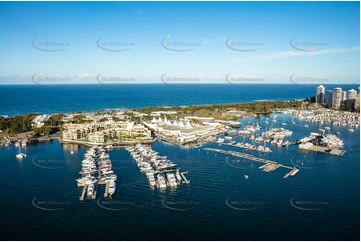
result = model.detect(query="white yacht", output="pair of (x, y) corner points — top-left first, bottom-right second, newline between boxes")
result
(276, 139), (283, 147)
(217, 138), (225, 143)
(108, 180), (116, 196)
(77, 177), (96, 187)
(87, 184), (95, 197)
(146, 173), (156, 186)
(157, 174), (167, 189)
(16, 147), (26, 159)
(166, 173), (178, 187)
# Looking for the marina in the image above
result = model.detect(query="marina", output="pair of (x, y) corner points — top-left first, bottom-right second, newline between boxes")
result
(0, 102), (359, 240)
(0, 0), (360, 239)
(77, 146), (117, 200)
(126, 143), (190, 189)
(298, 110), (359, 128)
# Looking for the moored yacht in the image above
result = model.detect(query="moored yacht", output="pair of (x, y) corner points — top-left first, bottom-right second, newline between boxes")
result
(166, 173), (178, 187)
(108, 180), (116, 196)
(87, 184), (95, 197)
(146, 172), (156, 186)
(16, 146), (26, 159)
(157, 174), (167, 189)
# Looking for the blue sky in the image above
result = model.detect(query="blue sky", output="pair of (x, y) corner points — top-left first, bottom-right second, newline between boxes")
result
(0, 1), (359, 84)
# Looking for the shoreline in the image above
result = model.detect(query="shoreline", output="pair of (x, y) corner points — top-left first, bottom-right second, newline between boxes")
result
(0, 98), (307, 118)
(1, 99), (359, 147)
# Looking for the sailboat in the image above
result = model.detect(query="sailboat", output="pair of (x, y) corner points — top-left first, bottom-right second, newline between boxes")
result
(16, 146), (26, 159)
(348, 126), (355, 132)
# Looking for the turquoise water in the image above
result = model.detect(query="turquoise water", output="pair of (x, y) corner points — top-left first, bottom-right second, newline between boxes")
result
(0, 113), (359, 240)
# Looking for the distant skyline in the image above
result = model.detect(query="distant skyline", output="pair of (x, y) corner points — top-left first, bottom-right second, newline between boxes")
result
(0, 1), (360, 84)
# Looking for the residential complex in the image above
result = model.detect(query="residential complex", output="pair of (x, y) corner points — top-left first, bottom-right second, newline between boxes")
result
(316, 85), (325, 104)
(318, 86), (359, 110)
(332, 87), (342, 109)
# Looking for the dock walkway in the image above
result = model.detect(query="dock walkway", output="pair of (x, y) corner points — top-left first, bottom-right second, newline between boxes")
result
(215, 142), (271, 153)
(180, 171), (190, 184)
(204, 148), (299, 178)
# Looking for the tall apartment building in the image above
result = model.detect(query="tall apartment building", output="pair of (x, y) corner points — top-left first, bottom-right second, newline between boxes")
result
(332, 87), (342, 109)
(316, 85), (325, 104)
(326, 90), (333, 106)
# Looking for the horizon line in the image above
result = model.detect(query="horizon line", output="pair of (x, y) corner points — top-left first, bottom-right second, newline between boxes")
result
(0, 82), (360, 85)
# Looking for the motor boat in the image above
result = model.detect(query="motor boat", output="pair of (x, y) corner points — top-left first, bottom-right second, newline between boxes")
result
(166, 173), (178, 187)
(157, 174), (167, 189)
(16, 147), (26, 159)
(108, 180), (116, 196)
(87, 184), (95, 197)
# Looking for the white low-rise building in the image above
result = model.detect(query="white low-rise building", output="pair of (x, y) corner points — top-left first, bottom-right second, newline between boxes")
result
(144, 116), (225, 144)
(32, 115), (50, 128)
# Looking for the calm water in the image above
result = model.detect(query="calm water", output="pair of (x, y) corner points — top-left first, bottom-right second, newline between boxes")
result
(0, 114), (359, 240)
(0, 84), (359, 116)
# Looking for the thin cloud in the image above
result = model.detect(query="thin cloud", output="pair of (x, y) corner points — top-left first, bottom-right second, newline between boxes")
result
(256, 46), (360, 60)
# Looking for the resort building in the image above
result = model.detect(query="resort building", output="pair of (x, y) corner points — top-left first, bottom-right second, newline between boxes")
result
(32, 115), (50, 128)
(61, 120), (152, 144)
(144, 116), (226, 145)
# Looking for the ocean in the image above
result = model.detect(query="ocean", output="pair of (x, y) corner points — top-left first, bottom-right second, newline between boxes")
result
(0, 84), (359, 116)
(0, 84), (359, 240)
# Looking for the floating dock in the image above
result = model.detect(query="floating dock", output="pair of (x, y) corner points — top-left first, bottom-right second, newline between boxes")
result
(104, 182), (109, 198)
(180, 171), (190, 184)
(204, 148), (299, 178)
(80, 185), (87, 201)
(283, 167), (300, 179)
(92, 184), (98, 200)
(215, 142), (271, 153)
(299, 144), (346, 156)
